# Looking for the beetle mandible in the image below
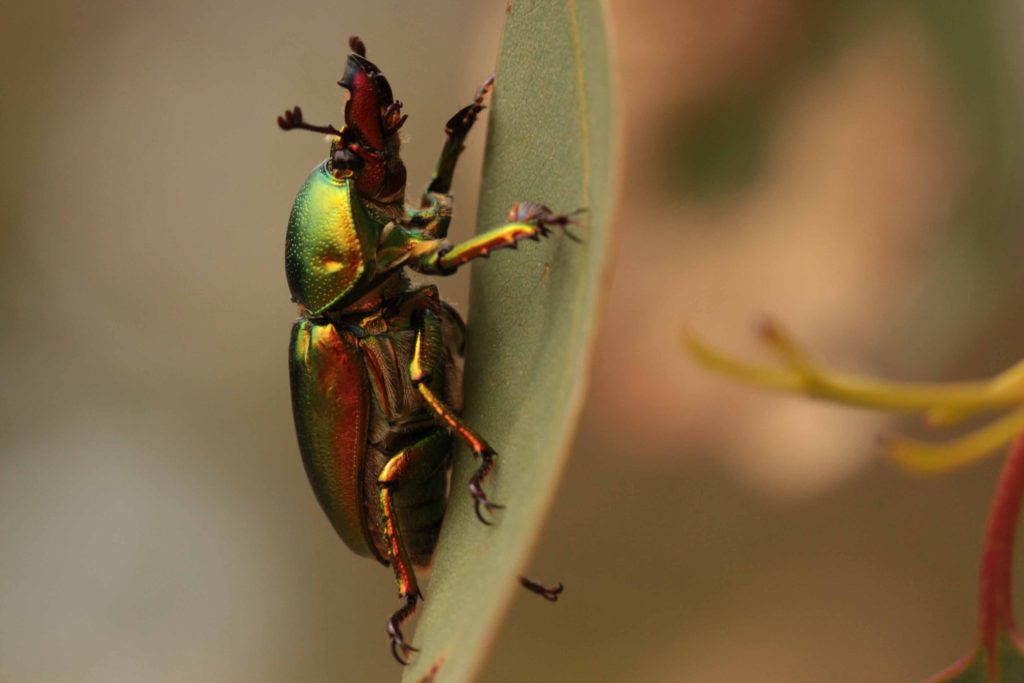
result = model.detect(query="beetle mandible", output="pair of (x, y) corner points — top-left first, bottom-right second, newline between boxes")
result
(278, 36), (571, 664)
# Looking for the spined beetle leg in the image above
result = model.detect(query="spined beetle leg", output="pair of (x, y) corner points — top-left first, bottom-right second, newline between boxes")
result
(407, 309), (506, 524)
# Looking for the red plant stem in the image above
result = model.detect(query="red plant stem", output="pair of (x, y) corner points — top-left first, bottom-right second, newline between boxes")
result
(978, 433), (1024, 666)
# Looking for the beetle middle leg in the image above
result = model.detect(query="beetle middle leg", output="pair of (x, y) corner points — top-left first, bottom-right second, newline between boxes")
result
(414, 205), (584, 276)
(408, 308), (504, 524)
(409, 305), (567, 604)
(404, 73), (495, 239)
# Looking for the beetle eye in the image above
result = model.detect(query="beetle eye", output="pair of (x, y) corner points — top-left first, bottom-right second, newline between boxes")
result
(332, 147), (365, 173)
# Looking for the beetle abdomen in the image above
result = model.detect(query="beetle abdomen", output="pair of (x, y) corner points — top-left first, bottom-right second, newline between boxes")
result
(356, 288), (462, 566)
(289, 286), (465, 567)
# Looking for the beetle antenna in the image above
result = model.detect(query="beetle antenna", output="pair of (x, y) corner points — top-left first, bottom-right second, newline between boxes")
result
(277, 105), (343, 137)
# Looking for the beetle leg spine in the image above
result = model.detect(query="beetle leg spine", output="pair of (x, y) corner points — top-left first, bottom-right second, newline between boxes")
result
(415, 382), (491, 455)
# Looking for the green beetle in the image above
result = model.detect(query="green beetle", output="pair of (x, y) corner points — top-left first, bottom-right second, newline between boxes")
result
(279, 37), (570, 664)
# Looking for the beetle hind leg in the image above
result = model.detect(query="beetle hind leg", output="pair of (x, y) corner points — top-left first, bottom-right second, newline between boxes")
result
(378, 469), (421, 667)
(377, 429), (450, 664)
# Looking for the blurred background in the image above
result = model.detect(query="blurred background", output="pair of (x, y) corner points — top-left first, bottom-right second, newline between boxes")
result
(3, 0), (1024, 681)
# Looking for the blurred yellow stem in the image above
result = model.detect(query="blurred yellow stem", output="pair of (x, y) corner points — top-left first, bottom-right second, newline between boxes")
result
(927, 356), (1024, 427)
(884, 404), (1024, 474)
(683, 325), (1024, 413)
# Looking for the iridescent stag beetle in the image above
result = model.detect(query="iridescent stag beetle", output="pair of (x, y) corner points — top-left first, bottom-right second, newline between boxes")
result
(278, 37), (572, 664)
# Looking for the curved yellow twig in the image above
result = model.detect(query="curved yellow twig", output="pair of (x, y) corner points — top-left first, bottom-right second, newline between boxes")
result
(682, 323), (1024, 413)
(885, 404), (1024, 474)
(683, 319), (1024, 474)
(926, 356), (1024, 427)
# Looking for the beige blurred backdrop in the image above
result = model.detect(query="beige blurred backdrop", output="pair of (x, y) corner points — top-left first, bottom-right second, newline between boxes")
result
(3, 1), (1024, 681)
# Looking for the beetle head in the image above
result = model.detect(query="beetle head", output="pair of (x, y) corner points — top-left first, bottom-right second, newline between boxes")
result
(331, 37), (407, 204)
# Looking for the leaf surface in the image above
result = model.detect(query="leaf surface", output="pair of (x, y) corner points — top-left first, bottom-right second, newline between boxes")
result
(402, 1), (616, 681)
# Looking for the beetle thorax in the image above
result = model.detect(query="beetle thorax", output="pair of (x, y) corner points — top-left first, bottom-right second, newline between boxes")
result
(285, 164), (388, 315)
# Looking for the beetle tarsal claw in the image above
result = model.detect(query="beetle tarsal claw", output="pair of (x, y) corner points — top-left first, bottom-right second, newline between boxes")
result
(468, 461), (504, 525)
(473, 497), (506, 526)
(390, 638), (419, 666)
(519, 576), (564, 602)
(514, 204), (587, 244)
(387, 597), (420, 665)
(443, 73), (495, 136)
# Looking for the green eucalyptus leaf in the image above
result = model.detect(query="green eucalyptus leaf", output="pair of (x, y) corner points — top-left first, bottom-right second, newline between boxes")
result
(402, 1), (616, 681)
(931, 636), (1024, 682)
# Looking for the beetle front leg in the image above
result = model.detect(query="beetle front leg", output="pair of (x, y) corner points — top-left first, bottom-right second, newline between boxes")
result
(409, 309), (504, 524)
(403, 75), (494, 239)
(426, 73), (494, 198)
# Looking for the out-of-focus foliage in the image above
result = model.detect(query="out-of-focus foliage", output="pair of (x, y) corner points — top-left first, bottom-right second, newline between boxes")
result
(932, 638), (1024, 683)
